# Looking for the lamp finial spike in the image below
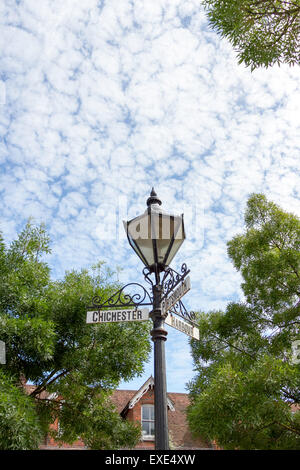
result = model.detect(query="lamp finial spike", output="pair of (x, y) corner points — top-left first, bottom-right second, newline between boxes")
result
(147, 187), (162, 206)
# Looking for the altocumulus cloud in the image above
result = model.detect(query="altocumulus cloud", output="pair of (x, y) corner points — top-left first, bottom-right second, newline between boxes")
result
(0, 0), (299, 392)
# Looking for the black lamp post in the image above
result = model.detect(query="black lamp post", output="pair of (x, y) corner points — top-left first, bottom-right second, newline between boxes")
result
(124, 188), (186, 450)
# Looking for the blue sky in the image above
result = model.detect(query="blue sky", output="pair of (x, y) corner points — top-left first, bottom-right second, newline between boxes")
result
(0, 0), (300, 393)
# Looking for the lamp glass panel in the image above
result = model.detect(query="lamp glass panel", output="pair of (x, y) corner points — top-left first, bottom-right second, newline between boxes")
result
(124, 204), (185, 268)
(164, 237), (185, 266)
(164, 215), (185, 266)
(131, 236), (155, 266)
(126, 215), (155, 267)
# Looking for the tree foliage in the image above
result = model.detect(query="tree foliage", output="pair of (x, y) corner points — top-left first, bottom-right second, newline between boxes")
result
(188, 194), (300, 449)
(0, 370), (43, 450)
(0, 221), (151, 449)
(201, 0), (300, 70)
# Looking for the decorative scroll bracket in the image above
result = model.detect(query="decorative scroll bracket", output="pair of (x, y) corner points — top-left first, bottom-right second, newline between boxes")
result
(161, 263), (190, 301)
(88, 282), (153, 310)
(167, 299), (196, 326)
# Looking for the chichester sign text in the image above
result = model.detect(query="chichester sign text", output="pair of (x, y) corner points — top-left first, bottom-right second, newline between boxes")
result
(86, 308), (149, 324)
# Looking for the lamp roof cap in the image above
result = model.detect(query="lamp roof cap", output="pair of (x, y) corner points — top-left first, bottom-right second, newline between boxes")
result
(146, 187), (162, 206)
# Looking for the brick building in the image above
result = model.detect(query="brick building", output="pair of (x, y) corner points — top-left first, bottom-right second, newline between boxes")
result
(110, 376), (213, 450)
(29, 376), (214, 450)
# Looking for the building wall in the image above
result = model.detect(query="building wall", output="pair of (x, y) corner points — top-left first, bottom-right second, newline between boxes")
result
(121, 388), (212, 450)
(37, 386), (212, 450)
(39, 418), (86, 450)
(125, 388), (156, 449)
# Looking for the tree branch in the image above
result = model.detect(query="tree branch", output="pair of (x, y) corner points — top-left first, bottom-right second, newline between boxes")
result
(209, 331), (256, 359)
(275, 421), (300, 436)
(30, 369), (58, 397)
(30, 369), (70, 397)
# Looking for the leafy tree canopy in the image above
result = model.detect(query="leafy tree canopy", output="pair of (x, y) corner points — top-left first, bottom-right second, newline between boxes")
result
(0, 221), (151, 449)
(188, 194), (300, 449)
(201, 0), (300, 70)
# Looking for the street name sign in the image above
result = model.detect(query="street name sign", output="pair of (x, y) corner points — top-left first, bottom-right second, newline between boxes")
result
(86, 308), (150, 324)
(0, 340), (6, 364)
(162, 276), (191, 314)
(165, 313), (199, 340)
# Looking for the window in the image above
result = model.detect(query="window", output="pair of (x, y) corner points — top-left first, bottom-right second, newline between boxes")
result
(141, 404), (154, 439)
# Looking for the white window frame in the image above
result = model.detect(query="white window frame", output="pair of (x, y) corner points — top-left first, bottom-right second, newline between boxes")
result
(141, 404), (155, 441)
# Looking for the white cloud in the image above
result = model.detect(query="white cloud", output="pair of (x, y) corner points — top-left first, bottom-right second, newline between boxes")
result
(0, 0), (299, 392)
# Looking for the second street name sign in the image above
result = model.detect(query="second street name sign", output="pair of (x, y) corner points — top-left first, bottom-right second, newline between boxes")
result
(165, 313), (199, 340)
(86, 308), (149, 324)
(162, 276), (191, 314)
(0, 340), (5, 365)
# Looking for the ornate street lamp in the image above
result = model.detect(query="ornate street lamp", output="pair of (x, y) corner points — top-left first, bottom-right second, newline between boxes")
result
(87, 188), (194, 451)
(124, 188), (186, 450)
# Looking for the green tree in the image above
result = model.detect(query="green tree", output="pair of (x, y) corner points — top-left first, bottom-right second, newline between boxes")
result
(0, 370), (43, 450)
(0, 221), (151, 449)
(188, 194), (300, 449)
(201, 0), (300, 70)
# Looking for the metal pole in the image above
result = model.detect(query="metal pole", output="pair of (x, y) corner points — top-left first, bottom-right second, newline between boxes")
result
(150, 281), (169, 450)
